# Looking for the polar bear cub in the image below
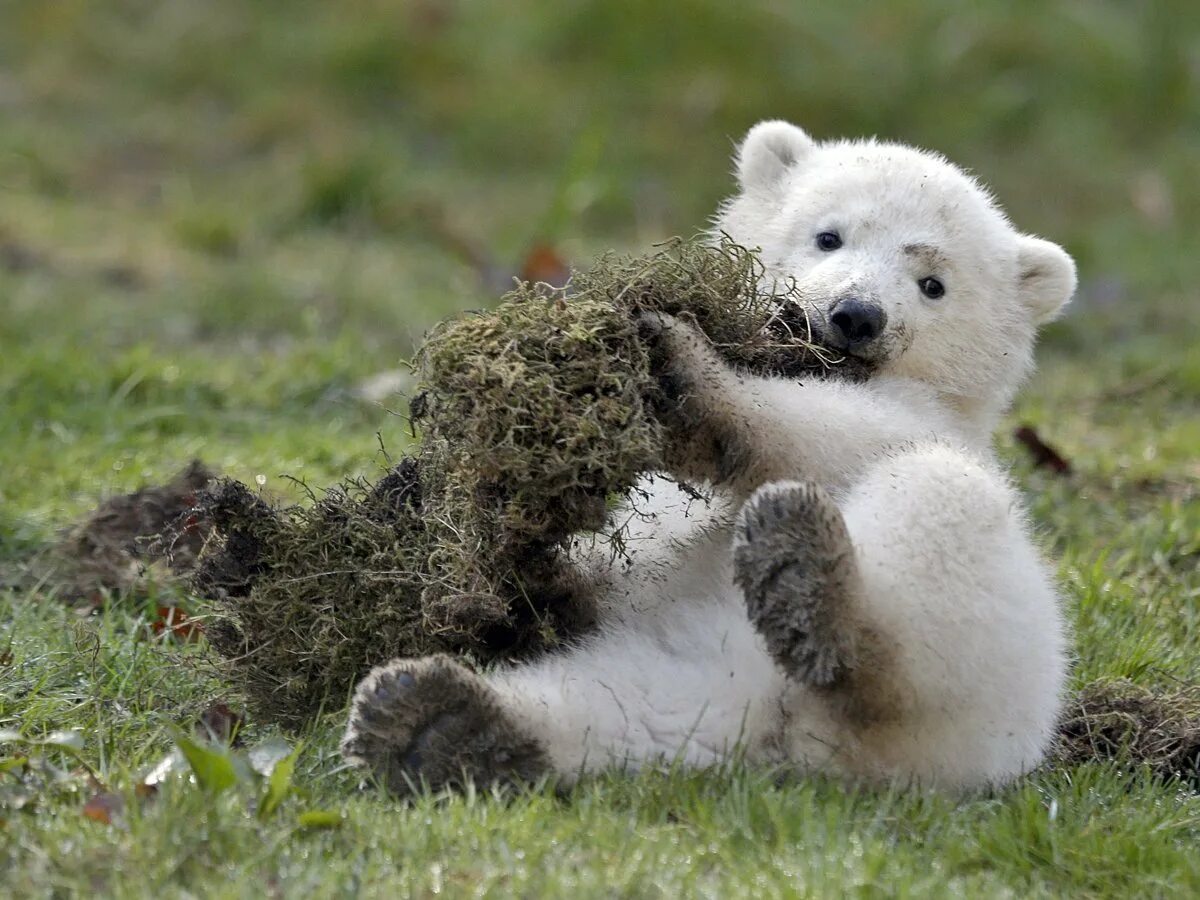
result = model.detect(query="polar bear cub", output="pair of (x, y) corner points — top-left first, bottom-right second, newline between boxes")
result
(341, 121), (1077, 793)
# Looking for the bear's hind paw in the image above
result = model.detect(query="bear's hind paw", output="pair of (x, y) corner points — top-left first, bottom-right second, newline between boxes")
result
(733, 481), (858, 686)
(341, 654), (549, 795)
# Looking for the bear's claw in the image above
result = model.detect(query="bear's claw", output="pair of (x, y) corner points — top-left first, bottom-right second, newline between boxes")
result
(341, 654), (549, 795)
(733, 481), (858, 687)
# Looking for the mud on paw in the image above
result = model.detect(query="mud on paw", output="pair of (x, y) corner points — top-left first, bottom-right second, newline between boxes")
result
(733, 481), (858, 686)
(340, 654), (550, 795)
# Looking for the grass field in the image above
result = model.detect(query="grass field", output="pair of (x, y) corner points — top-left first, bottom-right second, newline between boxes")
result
(2, 1), (1199, 895)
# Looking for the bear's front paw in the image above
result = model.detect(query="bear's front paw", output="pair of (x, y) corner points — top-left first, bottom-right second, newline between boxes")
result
(636, 311), (753, 485)
(341, 654), (550, 795)
(637, 311), (722, 418)
(733, 481), (859, 686)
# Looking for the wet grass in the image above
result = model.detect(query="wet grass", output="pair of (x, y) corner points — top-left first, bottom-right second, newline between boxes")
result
(2, 0), (1199, 895)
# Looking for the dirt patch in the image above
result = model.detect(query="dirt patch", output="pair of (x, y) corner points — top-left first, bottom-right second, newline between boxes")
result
(31, 460), (214, 603)
(195, 238), (867, 724)
(1054, 679), (1200, 785)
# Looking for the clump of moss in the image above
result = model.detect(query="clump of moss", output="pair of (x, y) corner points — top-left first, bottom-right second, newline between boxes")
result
(196, 462), (439, 724)
(1054, 679), (1200, 785)
(196, 238), (857, 724)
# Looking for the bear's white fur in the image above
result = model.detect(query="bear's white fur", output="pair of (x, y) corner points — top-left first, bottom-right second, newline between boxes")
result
(347, 121), (1077, 791)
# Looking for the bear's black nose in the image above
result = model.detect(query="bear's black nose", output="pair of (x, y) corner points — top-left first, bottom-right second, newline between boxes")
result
(829, 298), (886, 350)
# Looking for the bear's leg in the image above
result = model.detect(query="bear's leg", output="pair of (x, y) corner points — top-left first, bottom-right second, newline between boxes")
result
(831, 444), (1067, 776)
(342, 601), (786, 793)
(736, 445), (1066, 785)
(732, 480), (861, 688)
(732, 478), (907, 730)
(341, 654), (551, 795)
(487, 601), (787, 782)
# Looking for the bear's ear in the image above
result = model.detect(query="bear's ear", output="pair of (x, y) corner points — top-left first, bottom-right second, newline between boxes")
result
(1016, 235), (1076, 325)
(735, 120), (815, 193)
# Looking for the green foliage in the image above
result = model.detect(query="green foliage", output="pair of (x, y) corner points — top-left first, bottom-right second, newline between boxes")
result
(258, 743), (302, 821)
(171, 733), (243, 794)
(1, 0), (1198, 894)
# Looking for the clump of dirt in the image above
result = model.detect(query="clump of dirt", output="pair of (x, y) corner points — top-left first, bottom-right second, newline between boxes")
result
(33, 460), (215, 603)
(191, 477), (280, 600)
(1054, 679), (1200, 785)
(195, 238), (863, 724)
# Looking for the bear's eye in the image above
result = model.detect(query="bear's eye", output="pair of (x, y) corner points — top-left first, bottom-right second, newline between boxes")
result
(816, 231), (842, 251)
(918, 277), (945, 299)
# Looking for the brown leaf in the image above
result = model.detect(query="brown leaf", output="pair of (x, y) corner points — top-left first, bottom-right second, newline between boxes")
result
(519, 243), (570, 288)
(1014, 425), (1072, 475)
(82, 790), (123, 825)
(196, 703), (246, 746)
(150, 606), (203, 642)
(417, 201), (571, 294)
(409, 0), (456, 34)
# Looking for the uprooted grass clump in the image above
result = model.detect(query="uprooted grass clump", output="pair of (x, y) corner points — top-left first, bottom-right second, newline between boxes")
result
(196, 461), (468, 724)
(1054, 679), (1200, 785)
(196, 238), (857, 724)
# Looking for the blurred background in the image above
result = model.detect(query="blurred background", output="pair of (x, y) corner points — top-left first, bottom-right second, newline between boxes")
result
(1, 0), (1197, 537)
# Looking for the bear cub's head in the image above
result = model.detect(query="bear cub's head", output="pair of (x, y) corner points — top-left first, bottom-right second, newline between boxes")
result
(714, 121), (1076, 411)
